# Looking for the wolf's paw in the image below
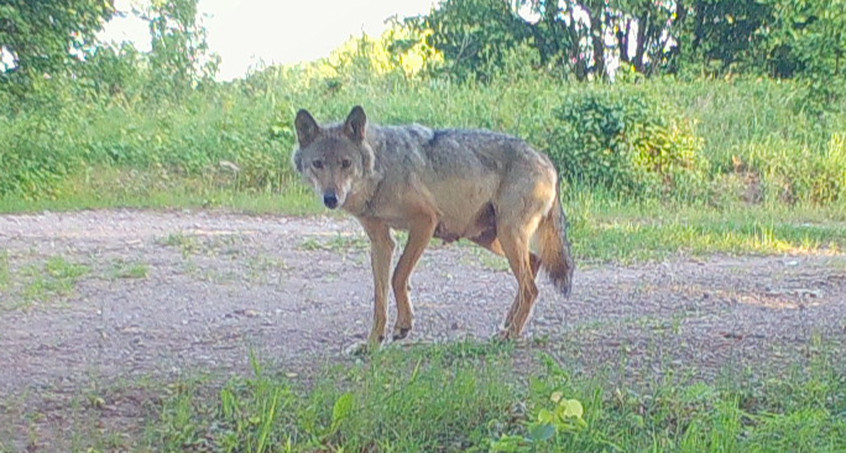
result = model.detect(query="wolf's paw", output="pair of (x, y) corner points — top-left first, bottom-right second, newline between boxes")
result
(345, 339), (380, 357)
(344, 342), (364, 357)
(495, 328), (511, 340)
(493, 328), (531, 348)
(494, 327), (518, 342)
(392, 324), (412, 341)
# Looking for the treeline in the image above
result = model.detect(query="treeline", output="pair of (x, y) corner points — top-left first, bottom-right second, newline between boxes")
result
(0, 0), (216, 105)
(2, 1), (844, 94)
(411, 0), (845, 82)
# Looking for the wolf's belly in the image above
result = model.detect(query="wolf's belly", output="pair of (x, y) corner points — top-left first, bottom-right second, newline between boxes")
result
(433, 202), (496, 243)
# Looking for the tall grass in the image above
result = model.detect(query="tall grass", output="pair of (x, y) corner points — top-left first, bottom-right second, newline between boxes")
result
(1, 70), (844, 207)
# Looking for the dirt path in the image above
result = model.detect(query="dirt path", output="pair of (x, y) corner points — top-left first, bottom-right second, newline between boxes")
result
(1, 209), (844, 447)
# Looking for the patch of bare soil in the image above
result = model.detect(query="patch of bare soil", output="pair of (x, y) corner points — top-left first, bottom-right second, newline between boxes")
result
(1, 209), (844, 450)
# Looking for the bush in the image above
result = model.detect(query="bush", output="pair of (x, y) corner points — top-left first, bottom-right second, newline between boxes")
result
(546, 89), (707, 200)
(0, 101), (87, 198)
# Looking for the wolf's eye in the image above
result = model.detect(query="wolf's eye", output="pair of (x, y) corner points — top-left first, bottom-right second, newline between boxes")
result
(312, 160), (323, 170)
(341, 159), (352, 169)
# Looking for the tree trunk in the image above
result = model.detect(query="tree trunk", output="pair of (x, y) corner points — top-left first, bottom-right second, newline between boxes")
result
(617, 18), (632, 64)
(634, 11), (648, 73)
(563, 3), (587, 81)
(584, 1), (606, 79)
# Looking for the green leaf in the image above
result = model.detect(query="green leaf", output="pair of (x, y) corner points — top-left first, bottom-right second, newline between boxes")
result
(550, 391), (564, 403)
(560, 399), (584, 419)
(332, 392), (355, 424)
(537, 408), (555, 424)
(529, 423), (557, 442)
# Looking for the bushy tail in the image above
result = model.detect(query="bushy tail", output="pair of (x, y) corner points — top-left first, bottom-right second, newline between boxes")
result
(536, 187), (575, 296)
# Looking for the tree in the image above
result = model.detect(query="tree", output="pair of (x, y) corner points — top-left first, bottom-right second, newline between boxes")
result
(410, 0), (533, 81)
(610, 0), (685, 75)
(518, 0), (608, 80)
(765, 0), (845, 77)
(410, 0), (844, 82)
(677, 0), (772, 76)
(429, 0), (687, 80)
(139, 0), (219, 95)
(764, 0), (846, 114)
(0, 0), (115, 80)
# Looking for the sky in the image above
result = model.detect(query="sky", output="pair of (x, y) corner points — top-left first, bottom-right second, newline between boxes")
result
(98, 0), (440, 81)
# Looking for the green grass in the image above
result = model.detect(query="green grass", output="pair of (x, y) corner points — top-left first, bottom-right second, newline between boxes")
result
(0, 167), (324, 216)
(2, 74), (844, 205)
(109, 259), (150, 279)
(2, 255), (91, 310)
(0, 250), (9, 289)
(53, 341), (827, 452)
(563, 191), (846, 264)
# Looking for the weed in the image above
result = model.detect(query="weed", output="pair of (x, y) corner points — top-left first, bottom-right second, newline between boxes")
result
(0, 250), (9, 289)
(298, 233), (369, 253)
(159, 233), (200, 257)
(244, 254), (287, 283)
(1, 76), (844, 208)
(12, 255), (91, 308)
(109, 259), (150, 279)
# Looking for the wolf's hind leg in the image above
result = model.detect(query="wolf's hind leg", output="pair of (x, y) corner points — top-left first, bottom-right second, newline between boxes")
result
(470, 226), (542, 333)
(470, 229), (541, 279)
(495, 219), (542, 339)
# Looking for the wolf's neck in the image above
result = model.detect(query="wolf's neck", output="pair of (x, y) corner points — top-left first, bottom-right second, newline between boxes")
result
(343, 171), (382, 217)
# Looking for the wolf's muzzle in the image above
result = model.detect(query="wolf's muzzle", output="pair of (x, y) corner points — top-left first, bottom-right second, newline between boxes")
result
(323, 192), (339, 209)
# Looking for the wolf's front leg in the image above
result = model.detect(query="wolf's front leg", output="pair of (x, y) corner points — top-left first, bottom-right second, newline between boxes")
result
(391, 213), (436, 340)
(360, 218), (396, 347)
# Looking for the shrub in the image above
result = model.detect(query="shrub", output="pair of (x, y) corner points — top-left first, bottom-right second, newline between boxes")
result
(0, 104), (86, 198)
(547, 89), (707, 200)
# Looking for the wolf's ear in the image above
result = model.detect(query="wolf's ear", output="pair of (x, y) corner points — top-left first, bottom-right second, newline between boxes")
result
(343, 105), (367, 142)
(295, 109), (320, 148)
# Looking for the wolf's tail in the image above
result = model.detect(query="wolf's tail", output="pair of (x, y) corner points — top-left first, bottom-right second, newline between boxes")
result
(536, 185), (575, 296)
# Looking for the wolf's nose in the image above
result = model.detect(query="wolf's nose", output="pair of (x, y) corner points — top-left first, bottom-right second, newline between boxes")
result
(323, 193), (339, 209)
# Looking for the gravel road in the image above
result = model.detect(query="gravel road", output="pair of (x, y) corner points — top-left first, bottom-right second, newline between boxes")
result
(1, 209), (843, 449)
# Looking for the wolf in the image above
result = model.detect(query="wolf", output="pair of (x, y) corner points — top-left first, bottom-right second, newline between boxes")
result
(292, 106), (575, 346)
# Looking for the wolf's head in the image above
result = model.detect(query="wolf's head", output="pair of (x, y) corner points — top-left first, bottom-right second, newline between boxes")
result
(292, 106), (376, 210)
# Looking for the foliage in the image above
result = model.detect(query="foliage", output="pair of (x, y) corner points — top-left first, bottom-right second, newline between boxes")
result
(303, 19), (442, 83)
(677, 0), (774, 77)
(546, 87), (706, 199)
(0, 0), (844, 209)
(0, 0), (115, 88)
(407, 0), (534, 81)
(0, 98), (87, 197)
(138, 0), (219, 96)
(2, 65), (844, 208)
(765, 0), (846, 117)
(491, 390), (587, 452)
(411, 0), (683, 80)
(608, 0), (687, 76)
(74, 42), (146, 103)
(406, 0), (846, 83)
(747, 133), (846, 204)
